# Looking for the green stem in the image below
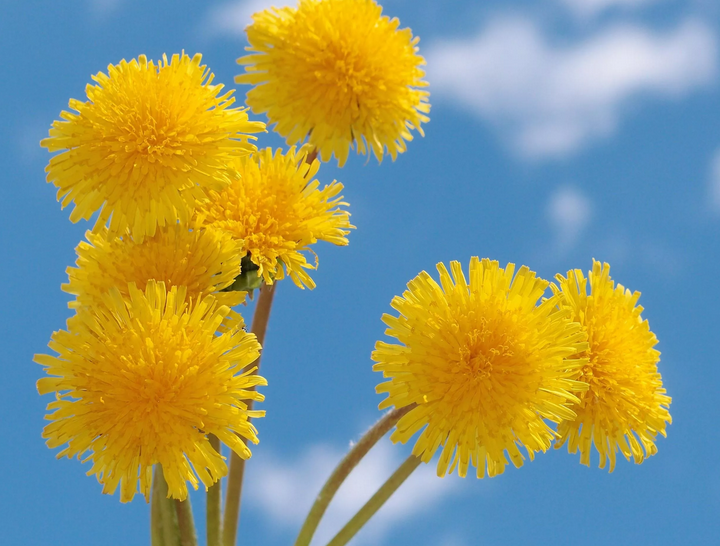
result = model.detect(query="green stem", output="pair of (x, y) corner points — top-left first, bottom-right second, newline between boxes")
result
(326, 455), (422, 546)
(154, 466), (181, 546)
(223, 282), (277, 546)
(207, 435), (222, 546)
(176, 497), (198, 546)
(293, 405), (415, 546)
(151, 466), (165, 546)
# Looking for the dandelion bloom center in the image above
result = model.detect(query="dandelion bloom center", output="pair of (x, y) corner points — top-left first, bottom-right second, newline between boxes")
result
(373, 258), (588, 479)
(42, 53), (265, 241)
(237, 0), (430, 166)
(553, 261), (672, 470)
(36, 282), (266, 502)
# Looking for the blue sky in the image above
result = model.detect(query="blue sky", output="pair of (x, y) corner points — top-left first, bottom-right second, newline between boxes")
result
(2, 0), (719, 544)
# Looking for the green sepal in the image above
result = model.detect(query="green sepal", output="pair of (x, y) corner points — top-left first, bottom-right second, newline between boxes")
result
(222, 254), (264, 295)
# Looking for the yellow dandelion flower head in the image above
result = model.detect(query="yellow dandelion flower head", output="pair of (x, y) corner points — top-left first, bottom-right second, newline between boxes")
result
(372, 258), (588, 479)
(237, 0), (430, 166)
(42, 53), (266, 242)
(63, 225), (246, 312)
(36, 281), (267, 502)
(552, 260), (672, 471)
(195, 146), (353, 289)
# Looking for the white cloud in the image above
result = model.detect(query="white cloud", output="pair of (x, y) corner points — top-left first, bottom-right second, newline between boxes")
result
(547, 187), (592, 249)
(710, 149), (720, 212)
(427, 18), (717, 158)
(16, 118), (49, 166)
(559, 0), (668, 18)
(205, 0), (293, 36)
(87, 0), (124, 16)
(245, 438), (461, 545)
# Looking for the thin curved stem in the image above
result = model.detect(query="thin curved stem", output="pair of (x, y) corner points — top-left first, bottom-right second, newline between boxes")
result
(326, 455), (422, 546)
(293, 405), (415, 546)
(222, 282), (277, 546)
(207, 435), (222, 546)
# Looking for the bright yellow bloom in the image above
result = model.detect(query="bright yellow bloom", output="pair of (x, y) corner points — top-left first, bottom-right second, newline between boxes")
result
(553, 261), (671, 470)
(372, 258), (588, 479)
(64, 225), (245, 311)
(195, 147), (353, 289)
(36, 282), (266, 502)
(236, 0), (430, 166)
(42, 53), (265, 242)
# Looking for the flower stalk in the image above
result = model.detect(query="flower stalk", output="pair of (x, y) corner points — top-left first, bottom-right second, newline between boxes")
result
(327, 455), (422, 546)
(294, 405), (414, 546)
(151, 469), (164, 546)
(223, 282), (277, 546)
(176, 497), (198, 546)
(152, 466), (181, 546)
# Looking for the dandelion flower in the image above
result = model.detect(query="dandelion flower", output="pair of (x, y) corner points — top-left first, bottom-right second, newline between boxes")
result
(36, 281), (266, 502)
(372, 258), (588, 479)
(195, 147), (353, 289)
(64, 225), (246, 310)
(553, 261), (671, 470)
(42, 53), (265, 242)
(237, 0), (430, 166)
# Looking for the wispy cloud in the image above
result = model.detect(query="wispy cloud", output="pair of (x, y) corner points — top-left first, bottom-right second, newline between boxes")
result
(710, 148), (720, 213)
(245, 438), (461, 545)
(427, 18), (717, 158)
(559, 0), (668, 18)
(547, 186), (592, 251)
(204, 0), (292, 37)
(16, 118), (49, 166)
(87, 0), (124, 17)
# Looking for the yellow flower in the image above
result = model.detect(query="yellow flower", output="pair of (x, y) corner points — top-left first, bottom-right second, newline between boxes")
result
(42, 53), (265, 242)
(64, 225), (245, 311)
(372, 258), (588, 479)
(552, 261), (672, 470)
(236, 0), (430, 166)
(36, 282), (266, 502)
(195, 147), (353, 289)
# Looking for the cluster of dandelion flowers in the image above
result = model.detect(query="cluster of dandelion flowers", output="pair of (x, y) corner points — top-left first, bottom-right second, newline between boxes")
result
(42, 53), (265, 242)
(195, 146), (353, 289)
(36, 282), (266, 502)
(372, 258), (589, 479)
(63, 224), (246, 311)
(552, 261), (672, 471)
(237, 0), (430, 166)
